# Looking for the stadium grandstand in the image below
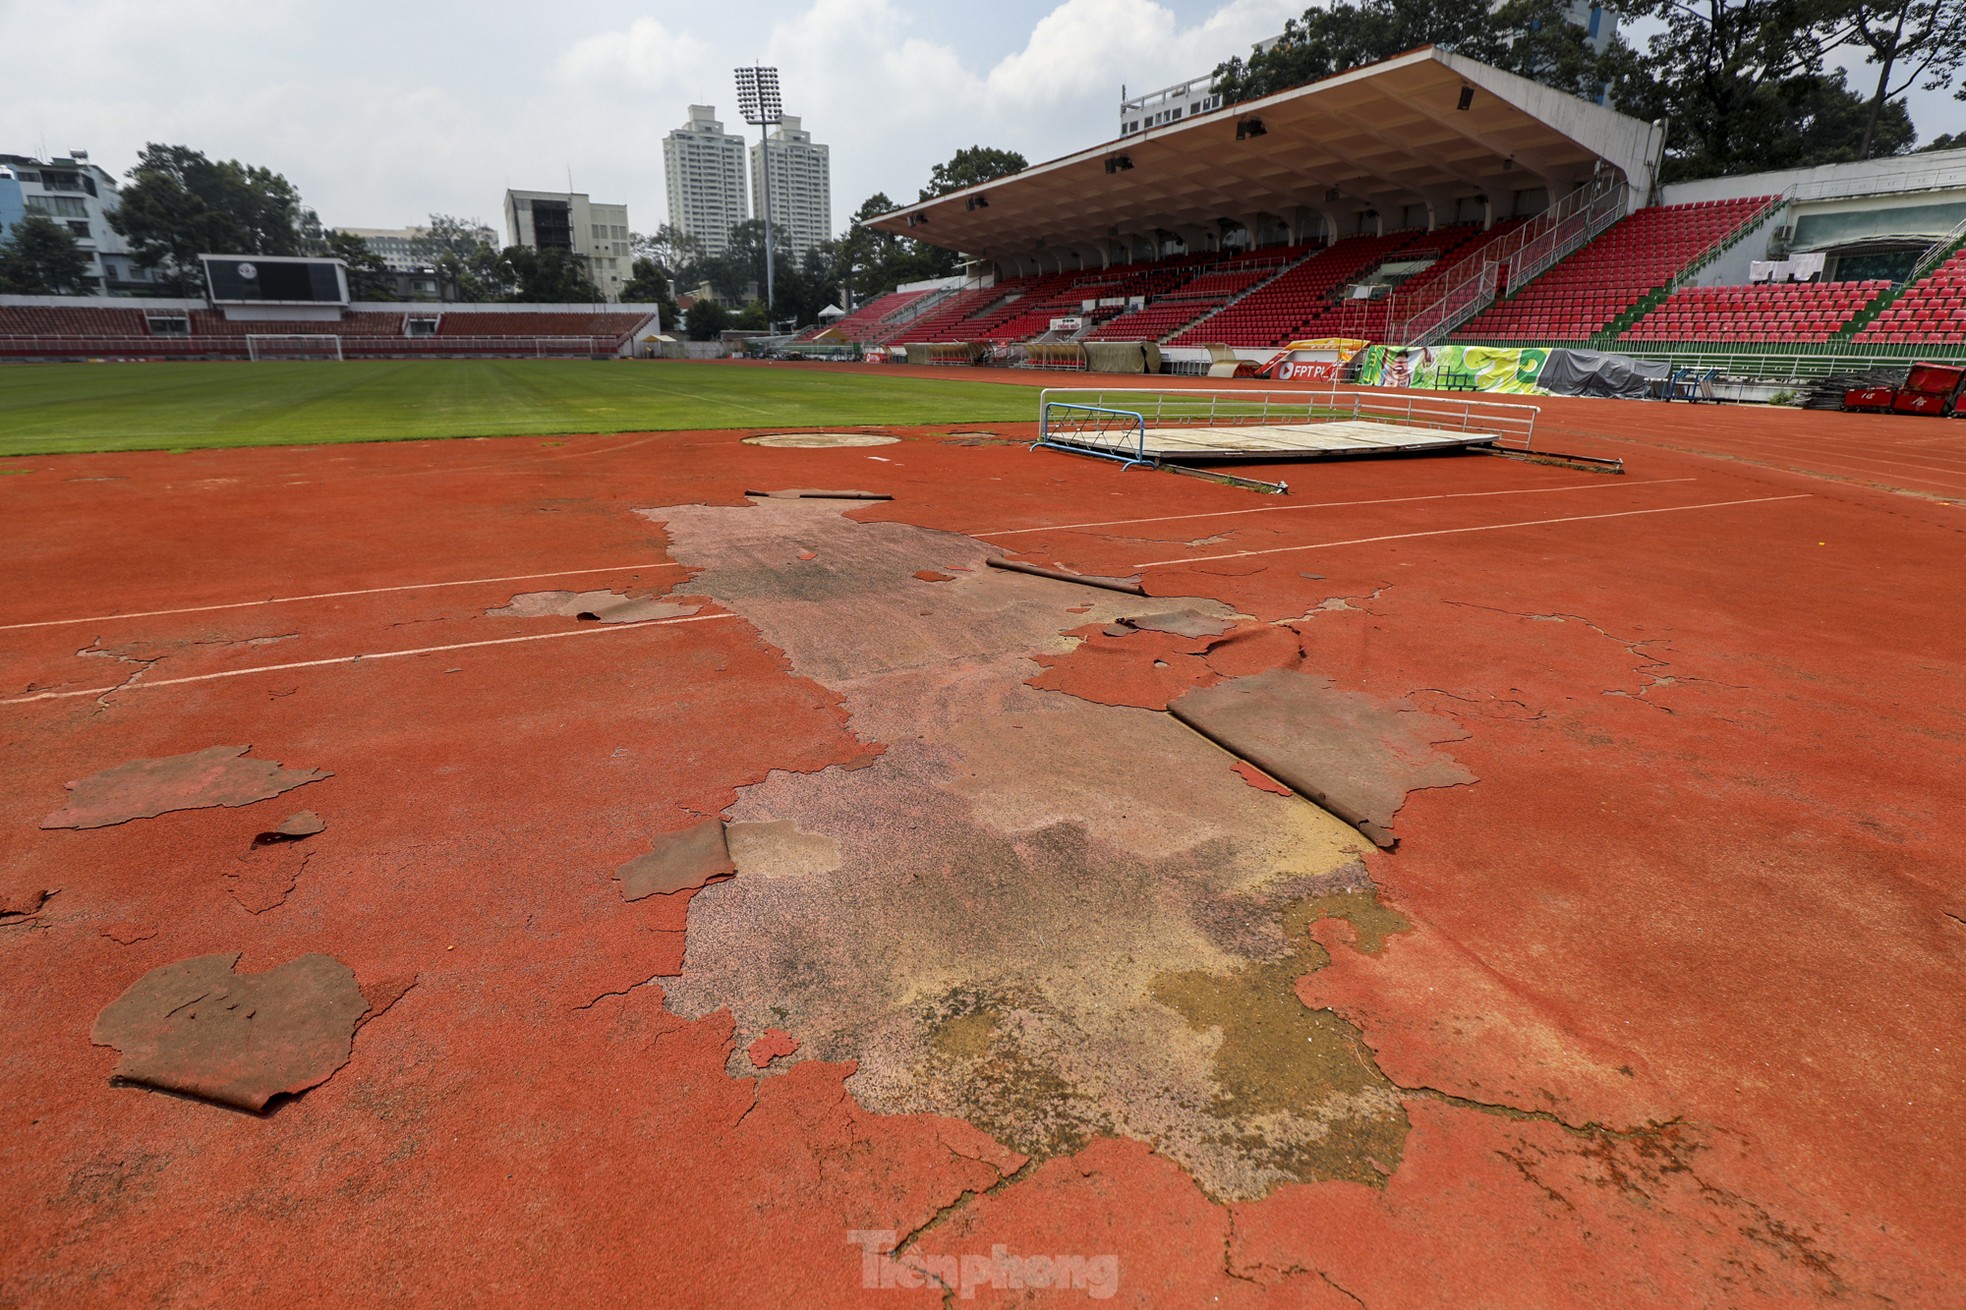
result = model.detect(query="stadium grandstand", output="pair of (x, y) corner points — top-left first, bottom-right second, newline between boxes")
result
(855, 46), (1965, 391)
(0, 300), (663, 360)
(0, 253), (664, 360)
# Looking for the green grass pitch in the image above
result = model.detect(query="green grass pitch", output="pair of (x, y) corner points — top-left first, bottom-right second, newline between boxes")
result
(0, 360), (1042, 457)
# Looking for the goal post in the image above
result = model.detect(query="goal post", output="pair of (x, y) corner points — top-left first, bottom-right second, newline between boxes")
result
(246, 334), (344, 361)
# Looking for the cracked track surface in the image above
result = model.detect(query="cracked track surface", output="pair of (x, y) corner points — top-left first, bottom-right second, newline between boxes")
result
(648, 498), (1392, 1201)
(2, 380), (1964, 1306)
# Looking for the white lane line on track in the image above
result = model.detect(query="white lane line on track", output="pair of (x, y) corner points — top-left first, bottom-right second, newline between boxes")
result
(977, 477), (1698, 539)
(0, 562), (685, 633)
(2, 612), (736, 706)
(1132, 494), (1814, 569)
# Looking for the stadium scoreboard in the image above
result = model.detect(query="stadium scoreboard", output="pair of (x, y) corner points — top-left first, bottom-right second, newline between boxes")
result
(201, 255), (350, 305)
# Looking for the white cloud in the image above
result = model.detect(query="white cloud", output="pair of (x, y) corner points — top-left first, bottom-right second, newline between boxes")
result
(554, 17), (710, 90)
(0, 0), (1307, 235)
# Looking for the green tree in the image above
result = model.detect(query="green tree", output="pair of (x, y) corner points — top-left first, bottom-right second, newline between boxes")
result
(684, 297), (732, 340)
(919, 146), (1028, 201)
(109, 144), (307, 293)
(621, 256), (680, 327)
(500, 245), (602, 302)
(1835, 0), (1966, 158)
(621, 256), (672, 302)
(413, 215), (501, 302)
(700, 220), (767, 303)
(325, 230), (396, 300)
(1213, 0), (1623, 105)
(0, 211), (92, 294)
(1917, 130), (1965, 151)
(842, 192), (955, 300)
(415, 214), (496, 262)
(1611, 0), (1911, 178)
(631, 224), (705, 289)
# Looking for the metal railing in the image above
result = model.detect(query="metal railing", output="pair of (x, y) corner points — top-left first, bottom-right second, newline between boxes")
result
(1038, 386), (1540, 451)
(1389, 173), (1628, 346)
(1907, 214), (1966, 285)
(1035, 401), (1150, 468)
(1785, 166), (1966, 203)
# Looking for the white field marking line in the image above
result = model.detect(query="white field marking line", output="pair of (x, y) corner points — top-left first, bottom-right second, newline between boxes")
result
(0, 562), (685, 633)
(3, 612), (737, 706)
(976, 478), (1697, 539)
(1132, 494), (1814, 569)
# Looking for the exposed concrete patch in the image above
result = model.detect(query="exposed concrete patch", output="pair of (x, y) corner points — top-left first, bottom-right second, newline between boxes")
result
(743, 432), (900, 448)
(487, 590), (697, 624)
(42, 746), (331, 830)
(616, 820), (735, 901)
(91, 952), (368, 1112)
(641, 498), (1390, 1201)
(1153, 890), (1412, 1190)
(725, 820), (842, 879)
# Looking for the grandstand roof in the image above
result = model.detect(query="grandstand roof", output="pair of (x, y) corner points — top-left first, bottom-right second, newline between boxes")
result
(867, 48), (1664, 264)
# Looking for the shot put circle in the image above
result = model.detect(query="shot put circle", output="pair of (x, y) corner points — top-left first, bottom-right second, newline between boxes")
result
(743, 432), (901, 448)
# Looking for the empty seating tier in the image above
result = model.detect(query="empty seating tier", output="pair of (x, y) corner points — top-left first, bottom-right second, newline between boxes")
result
(1168, 232), (1415, 348)
(1853, 249), (1966, 344)
(825, 289), (933, 343)
(1454, 197), (1774, 341)
(1621, 280), (1889, 344)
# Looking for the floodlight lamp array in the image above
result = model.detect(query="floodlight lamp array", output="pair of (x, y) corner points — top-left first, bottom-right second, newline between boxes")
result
(734, 66), (783, 125)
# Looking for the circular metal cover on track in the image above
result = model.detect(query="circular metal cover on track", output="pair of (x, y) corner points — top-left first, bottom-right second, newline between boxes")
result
(743, 432), (900, 448)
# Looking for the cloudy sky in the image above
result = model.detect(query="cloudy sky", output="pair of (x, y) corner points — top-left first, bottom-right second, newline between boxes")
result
(2, 0), (1953, 240)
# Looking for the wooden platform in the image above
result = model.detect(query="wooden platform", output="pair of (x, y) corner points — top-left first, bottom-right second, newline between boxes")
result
(1101, 419), (1498, 463)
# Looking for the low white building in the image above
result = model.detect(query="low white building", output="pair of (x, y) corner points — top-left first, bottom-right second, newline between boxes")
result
(0, 149), (151, 293)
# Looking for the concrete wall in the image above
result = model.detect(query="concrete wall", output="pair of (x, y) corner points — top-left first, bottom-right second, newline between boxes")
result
(1661, 148), (1966, 206)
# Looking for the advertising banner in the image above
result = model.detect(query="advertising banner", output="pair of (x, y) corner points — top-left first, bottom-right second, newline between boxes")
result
(1353, 344), (1550, 395)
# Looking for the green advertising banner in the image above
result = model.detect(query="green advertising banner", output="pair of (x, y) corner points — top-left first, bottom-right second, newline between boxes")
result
(1354, 344), (1551, 395)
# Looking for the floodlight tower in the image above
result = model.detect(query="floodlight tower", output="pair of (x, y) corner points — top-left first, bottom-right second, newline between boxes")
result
(734, 65), (782, 329)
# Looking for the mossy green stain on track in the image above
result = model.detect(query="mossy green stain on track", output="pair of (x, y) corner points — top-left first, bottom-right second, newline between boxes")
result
(0, 360), (1039, 456)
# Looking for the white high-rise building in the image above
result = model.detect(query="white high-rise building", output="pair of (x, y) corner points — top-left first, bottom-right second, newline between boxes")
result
(749, 116), (831, 262)
(503, 189), (631, 302)
(663, 106), (750, 257)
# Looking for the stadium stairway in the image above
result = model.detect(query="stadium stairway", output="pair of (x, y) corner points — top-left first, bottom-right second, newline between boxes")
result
(1287, 222), (1526, 343)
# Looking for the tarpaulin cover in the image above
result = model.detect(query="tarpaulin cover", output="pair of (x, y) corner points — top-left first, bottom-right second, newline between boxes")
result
(1353, 344), (1550, 394)
(1538, 347), (1672, 399)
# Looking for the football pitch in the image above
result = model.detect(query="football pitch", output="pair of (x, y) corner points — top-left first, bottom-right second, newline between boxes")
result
(0, 359), (1040, 457)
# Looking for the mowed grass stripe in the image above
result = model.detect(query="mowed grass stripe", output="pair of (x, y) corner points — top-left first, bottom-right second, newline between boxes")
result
(0, 360), (1038, 456)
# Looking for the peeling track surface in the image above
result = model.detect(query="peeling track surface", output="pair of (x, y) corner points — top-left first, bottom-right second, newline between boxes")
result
(1, 385), (1963, 1306)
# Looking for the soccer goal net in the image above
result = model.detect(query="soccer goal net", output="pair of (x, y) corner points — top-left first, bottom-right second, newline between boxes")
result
(246, 334), (344, 361)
